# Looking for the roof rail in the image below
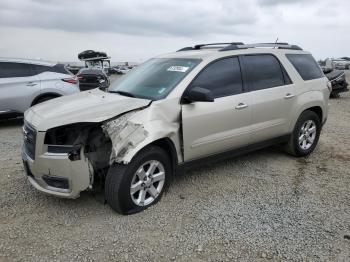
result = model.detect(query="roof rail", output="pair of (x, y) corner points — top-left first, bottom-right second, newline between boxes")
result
(231, 43), (303, 51)
(177, 42), (303, 52)
(177, 42), (244, 52)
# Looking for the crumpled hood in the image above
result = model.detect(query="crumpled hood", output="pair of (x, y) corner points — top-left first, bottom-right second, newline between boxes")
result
(25, 88), (151, 131)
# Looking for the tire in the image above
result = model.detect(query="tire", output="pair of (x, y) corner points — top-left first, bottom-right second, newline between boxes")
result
(105, 145), (172, 215)
(33, 95), (58, 105)
(285, 110), (321, 157)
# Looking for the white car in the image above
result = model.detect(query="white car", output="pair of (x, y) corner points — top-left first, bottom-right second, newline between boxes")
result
(0, 58), (79, 118)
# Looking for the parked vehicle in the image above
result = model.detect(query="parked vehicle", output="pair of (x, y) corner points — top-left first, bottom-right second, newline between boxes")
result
(78, 50), (107, 60)
(77, 68), (110, 91)
(323, 68), (349, 98)
(0, 58), (79, 119)
(77, 50), (111, 91)
(22, 42), (330, 214)
(117, 66), (130, 74)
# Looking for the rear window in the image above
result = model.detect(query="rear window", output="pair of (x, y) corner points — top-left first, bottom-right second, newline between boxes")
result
(286, 54), (324, 81)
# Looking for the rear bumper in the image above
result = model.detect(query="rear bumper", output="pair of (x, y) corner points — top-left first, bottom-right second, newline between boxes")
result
(21, 131), (92, 199)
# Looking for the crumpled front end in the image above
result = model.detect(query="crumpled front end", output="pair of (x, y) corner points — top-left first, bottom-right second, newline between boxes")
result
(102, 111), (148, 164)
(101, 99), (183, 165)
(22, 97), (182, 198)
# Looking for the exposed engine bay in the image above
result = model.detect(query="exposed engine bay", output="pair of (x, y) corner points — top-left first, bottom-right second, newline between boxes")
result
(43, 110), (149, 192)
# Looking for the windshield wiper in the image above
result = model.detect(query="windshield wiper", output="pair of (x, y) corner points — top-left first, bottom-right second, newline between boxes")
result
(109, 90), (135, 98)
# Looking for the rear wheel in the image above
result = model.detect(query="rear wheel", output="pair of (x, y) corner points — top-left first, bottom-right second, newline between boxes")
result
(105, 145), (171, 215)
(285, 110), (321, 157)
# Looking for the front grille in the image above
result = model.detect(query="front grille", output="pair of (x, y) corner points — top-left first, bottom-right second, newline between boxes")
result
(23, 122), (37, 160)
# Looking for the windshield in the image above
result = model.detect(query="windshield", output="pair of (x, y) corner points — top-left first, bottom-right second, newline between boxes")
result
(108, 58), (201, 100)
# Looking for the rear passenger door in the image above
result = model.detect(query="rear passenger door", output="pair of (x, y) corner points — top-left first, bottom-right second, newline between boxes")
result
(182, 57), (252, 161)
(241, 54), (296, 143)
(0, 62), (40, 113)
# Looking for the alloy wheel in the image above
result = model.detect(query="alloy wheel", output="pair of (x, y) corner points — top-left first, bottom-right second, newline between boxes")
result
(298, 120), (317, 150)
(130, 160), (165, 206)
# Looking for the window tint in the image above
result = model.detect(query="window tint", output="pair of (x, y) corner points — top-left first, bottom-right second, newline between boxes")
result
(190, 57), (243, 98)
(244, 55), (286, 91)
(286, 54), (323, 81)
(0, 62), (34, 78)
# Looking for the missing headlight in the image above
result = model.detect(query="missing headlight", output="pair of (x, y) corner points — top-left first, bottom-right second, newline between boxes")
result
(44, 123), (87, 145)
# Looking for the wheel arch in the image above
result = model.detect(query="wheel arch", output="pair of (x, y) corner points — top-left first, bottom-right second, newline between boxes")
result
(132, 137), (179, 173)
(31, 92), (62, 106)
(305, 106), (323, 122)
(289, 90), (327, 131)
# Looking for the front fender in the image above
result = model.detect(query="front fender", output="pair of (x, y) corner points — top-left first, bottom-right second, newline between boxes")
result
(102, 100), (183, 165)
(122, 119), (181, 164)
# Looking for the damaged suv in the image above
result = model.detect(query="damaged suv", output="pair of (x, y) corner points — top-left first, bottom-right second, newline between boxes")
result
(22, 42), (330, 214)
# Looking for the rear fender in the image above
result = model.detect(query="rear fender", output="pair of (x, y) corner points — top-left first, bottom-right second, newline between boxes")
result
(288, 90), (328, 131)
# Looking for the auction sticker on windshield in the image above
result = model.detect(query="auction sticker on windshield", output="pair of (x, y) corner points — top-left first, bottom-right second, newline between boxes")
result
(167, 66), (189, 72)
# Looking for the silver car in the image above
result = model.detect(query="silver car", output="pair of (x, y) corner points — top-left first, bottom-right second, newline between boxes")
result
(22, 43), (330, 214)
(0, 58), (79, 118)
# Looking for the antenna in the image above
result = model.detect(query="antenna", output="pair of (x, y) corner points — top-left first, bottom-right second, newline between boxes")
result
(274, 37), (279, 49)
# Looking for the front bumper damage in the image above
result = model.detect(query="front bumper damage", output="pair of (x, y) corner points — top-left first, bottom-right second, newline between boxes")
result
(22, 130), (91, 198)
(22, 99), (182, 199)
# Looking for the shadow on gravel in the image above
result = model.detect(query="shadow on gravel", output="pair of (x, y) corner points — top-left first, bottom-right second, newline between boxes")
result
(0, 117), (23, 128)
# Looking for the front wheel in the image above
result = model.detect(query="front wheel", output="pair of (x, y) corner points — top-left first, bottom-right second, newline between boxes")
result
(105, 145), (171, 215)
(285, 110), (321, 157)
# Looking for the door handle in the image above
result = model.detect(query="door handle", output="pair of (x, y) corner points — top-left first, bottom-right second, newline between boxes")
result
(284, 93), (295, 99)
(26, 82), (37, 87)
(235, 103), (248, 110)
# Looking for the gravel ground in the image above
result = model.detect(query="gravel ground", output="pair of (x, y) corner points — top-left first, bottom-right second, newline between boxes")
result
(1, 74), (350, 262)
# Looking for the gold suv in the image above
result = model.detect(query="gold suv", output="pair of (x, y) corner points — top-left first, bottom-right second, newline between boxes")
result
(22, 42), (330, 214)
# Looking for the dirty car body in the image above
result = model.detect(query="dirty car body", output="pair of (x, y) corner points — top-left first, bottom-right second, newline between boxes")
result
(22, 43), (329, 214)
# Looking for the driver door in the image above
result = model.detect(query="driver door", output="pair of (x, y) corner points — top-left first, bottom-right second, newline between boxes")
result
(181, 57), (252, 161)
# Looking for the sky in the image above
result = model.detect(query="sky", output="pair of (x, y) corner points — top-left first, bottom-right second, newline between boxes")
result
(0, 0), (349, 63)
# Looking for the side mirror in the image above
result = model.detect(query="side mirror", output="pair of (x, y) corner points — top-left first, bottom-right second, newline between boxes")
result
(183, 87), (214, 103)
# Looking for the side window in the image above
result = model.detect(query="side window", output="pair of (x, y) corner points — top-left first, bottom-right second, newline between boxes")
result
(244, 54), (286, 91)
(33, 64), (71, 75)
(189, 57), (243, 98)
(0, 62), (34, 78)
(286, 54), (324, 81)
(33, 65), (51, 74)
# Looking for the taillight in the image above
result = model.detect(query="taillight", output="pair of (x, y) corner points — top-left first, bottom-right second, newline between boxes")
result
(62, 76), (78, 84)
(327, 81), (332, 93)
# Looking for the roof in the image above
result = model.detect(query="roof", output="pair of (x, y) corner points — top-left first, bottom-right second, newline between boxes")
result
(157, 42), (309, 60)
(0, 57), (56, 66)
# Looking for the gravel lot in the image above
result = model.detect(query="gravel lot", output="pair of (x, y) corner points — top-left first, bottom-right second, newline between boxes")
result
(1, 74), (350, 262)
